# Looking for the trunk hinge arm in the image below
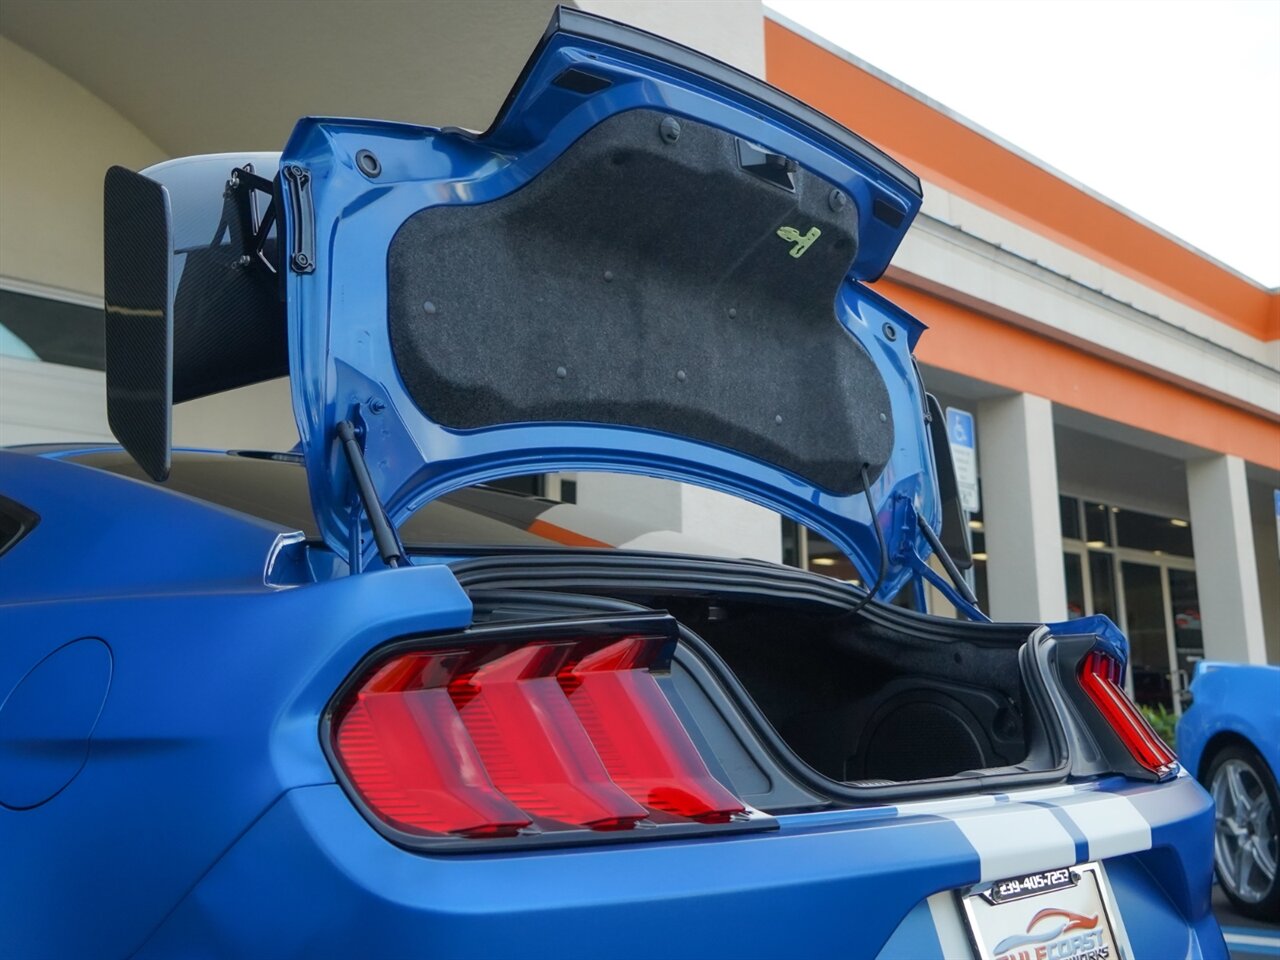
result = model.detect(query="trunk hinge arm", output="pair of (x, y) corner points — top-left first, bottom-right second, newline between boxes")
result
(337, 415), (409, 572)
(282, 164), (315, 274)
(898, 500), (990, 622)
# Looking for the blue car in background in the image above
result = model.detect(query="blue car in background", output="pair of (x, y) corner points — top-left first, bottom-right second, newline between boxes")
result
(1, 8), (1224, 958)
(1179, 662), (1280, 920)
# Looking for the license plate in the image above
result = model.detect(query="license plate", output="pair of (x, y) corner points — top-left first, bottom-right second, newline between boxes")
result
(961, 863), (1126, 960)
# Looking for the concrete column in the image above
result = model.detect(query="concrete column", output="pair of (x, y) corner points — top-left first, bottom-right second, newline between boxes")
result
(1186, 455), (1268, 664)
(574, 474), (782, 562)
(976, 393), (1066, 622)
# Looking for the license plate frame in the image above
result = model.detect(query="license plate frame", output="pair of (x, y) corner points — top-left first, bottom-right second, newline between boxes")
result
(960, 862), (1130, 960)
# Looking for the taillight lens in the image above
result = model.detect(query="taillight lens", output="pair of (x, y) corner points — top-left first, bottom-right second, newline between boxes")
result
(448, 642), (649, 830)
(334, 650), (532, 837)
(560, 637), (746, 823)
(1078, 650), (1177, 777)
(329, 625), (747, 845)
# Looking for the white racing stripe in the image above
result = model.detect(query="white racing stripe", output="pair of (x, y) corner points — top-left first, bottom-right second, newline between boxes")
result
(1057, 792), (1152, 861)
(910, 789), (1161, 958)
(902, 785), (1155, 874)
(907, 789), (1169, 958)
(942, 802), (1077, 882)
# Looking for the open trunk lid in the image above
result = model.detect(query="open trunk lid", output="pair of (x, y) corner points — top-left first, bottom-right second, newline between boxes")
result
(279, 7), (936, 594)
(104, 7), (946, 601)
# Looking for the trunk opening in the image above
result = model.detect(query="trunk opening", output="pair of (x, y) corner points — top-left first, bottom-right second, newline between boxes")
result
(454, 551), (1068, 806)
(670, 598), (1029, 784)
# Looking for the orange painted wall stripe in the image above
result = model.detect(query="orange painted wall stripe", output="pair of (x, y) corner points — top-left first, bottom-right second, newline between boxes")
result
(879, 279), (1280, 471)
(527, 519), (612, 549)
(764, 18), (1279, 342)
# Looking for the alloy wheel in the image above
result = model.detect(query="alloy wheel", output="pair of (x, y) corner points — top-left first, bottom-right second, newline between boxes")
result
(1212, 757), (1278, 904)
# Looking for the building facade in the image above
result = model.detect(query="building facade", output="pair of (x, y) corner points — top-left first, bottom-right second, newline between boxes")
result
(1, 1), (1276, 706)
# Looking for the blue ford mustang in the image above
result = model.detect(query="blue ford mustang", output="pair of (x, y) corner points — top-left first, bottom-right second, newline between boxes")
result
(1178, 661), (1280, 920)
(0, 9), (1224, 958)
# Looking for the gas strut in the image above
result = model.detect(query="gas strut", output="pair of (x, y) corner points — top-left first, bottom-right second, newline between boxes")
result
(337, 419), (409, 570)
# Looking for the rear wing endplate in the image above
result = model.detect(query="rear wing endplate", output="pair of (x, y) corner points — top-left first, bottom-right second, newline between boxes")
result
(102, 155), (286, 480)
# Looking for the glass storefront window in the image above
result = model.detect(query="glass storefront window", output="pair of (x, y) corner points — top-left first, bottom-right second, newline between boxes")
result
(1084, 501), (1112, 547)
(486, 475), (544, 497)
(1115, 508), (1194, 556)
(803, 528), (926, 606)
(1064, 553), (1086, 619)
(1059, 493), (1200, 713)
(803, 530), (862, 584)
(1121, 561), (1172, 709)
(780, 517), (802, 568)
(1169, 568), (1203, 691)
(784, 517), (962, 613)
(1089, 551), (1118, 622)
(969, 507), (988, 611)
(1059, 495), (1081, 540)
(972, 561), (988, 613)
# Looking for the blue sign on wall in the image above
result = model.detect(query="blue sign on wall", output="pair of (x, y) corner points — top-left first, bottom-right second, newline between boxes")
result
(945, 407), (979, 513)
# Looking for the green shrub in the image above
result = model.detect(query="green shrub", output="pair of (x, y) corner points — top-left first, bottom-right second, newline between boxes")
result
(1139, 703), (1178, 751)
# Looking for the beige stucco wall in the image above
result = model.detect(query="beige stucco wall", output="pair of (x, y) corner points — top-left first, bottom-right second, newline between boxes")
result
(0, 36), (297, 451)
(574, 0), (765, 76)
(0, 34), (165, 297)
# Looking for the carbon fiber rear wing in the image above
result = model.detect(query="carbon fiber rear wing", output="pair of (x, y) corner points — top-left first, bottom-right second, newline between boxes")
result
(103, 155), (285, 480)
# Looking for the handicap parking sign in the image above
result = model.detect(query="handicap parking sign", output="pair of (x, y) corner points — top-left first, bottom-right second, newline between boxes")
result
(946, 408), (979, 514)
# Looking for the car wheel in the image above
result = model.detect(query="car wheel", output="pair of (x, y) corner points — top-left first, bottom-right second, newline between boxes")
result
(1207, 743), (1280, 920)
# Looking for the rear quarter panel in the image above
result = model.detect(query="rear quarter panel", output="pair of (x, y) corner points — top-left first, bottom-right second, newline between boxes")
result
(0, 453), (473, 957)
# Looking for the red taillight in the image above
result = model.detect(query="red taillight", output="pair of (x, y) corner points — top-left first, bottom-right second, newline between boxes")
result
(449, 643), (648, 829)
(330, 628), (747, 842)
(1078, 650), (1177, 777)
(334, 650), (531, 837)
(561, 637), (744, 823)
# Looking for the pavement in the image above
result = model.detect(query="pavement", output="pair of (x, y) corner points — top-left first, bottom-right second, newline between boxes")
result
(1216, 886), (1280, 958)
